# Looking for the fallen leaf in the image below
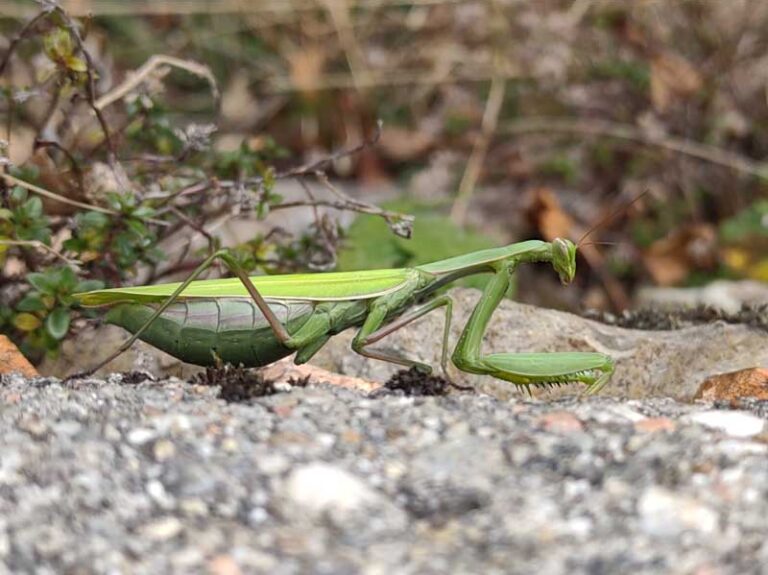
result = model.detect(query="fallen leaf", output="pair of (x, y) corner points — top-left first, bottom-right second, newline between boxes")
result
(0, 335), (39, 377)
(221, 72), (261, 127)
(287, 45), (327, 94)
(643, 224), (717, 286)
(694, 368), (768, 401)
(650, 52), (703, 112)
(526, 187), (574, 241)
(378, 125), (436, 162)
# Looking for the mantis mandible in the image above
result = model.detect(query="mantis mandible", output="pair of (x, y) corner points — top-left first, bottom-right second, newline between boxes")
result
(72, 238), (615, 393)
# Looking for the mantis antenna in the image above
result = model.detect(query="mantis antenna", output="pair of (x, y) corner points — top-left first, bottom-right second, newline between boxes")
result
(576, 188), (651, 247)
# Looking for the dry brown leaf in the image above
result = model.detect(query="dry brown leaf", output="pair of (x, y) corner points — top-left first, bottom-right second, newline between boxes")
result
(694, 368), (768, 401)
(650, 52), (703, 112)
(287, 46), (327, 94)
(0, 335), (39, 377)
(643, 224), (717, 286)
(526, 187), (574, 241)
(27, 148), (84, 216)
(378, 125), (436, 162)
(221, 72), (261, 127)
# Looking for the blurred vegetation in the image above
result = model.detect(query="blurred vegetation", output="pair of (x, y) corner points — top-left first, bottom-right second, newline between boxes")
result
(1, 0), (768, 362)
(338, 199), (498, 292)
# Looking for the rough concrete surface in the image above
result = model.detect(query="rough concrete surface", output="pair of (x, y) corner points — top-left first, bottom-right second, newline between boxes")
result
(0, 374), (767, 574)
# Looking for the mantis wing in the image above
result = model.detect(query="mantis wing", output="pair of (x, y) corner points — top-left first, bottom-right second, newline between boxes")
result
(76, 268), (413, 306)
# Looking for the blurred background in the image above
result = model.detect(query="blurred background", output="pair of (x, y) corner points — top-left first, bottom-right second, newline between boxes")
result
(1, 0), (767, 362)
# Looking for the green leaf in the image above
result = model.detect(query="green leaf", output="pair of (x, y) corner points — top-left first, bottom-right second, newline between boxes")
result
(22, 196), (43, 219)
(27, 272), (56, 295)
(16, 294), (46, 312)
(74, 279), (105, 294)
(13, 312), (41, 332)
(45, 307), (71, 340)
(65, 55), (88, 73)
(55, 266), (79, 293)
(125, 219), (148, 237)
(43, 28), (76, 66)
(132, 205), (157, 219)
(9, 187), (27, 204)
(0, 208), (12, 220)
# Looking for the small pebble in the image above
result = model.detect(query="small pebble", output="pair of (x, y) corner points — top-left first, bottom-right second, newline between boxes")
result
(282, 463), (378, 518)
(139, 517), (183, 541)
(687, 410), (765, 438)
(634, 417), (677, 433)
(638, 487), (719, 537)
(537, 410), (584, 433)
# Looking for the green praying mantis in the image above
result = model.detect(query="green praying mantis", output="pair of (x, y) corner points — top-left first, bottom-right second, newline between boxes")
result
(72, 237), (615, 393)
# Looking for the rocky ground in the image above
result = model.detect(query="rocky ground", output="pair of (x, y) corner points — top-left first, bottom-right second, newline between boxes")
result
(14, 285), (768, 573)
(0, 372), (767, 574)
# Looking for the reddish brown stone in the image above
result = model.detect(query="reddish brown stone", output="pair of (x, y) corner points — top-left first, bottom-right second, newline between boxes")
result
(537, 410), (584, 433)
(260, 358), (380, 393)
(694, 368), (768, 402)
(635, 417), (677, 433)
(0, 335), (39, 377)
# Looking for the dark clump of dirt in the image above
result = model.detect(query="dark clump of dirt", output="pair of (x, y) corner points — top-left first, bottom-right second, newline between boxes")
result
(193, 365), (278, 402)
(585, 304), (768, 332)
(375, 367), (455, 397)
(117, 371), (156, 385)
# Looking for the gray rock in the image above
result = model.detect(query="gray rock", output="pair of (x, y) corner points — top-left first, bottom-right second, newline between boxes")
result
(637, 280), (768, 313)
(314, 288), (768, 401)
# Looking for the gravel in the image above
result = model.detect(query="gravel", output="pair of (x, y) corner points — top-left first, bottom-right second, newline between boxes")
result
(1, 373), (767, 574)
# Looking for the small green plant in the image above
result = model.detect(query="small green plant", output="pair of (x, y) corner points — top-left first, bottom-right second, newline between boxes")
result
(11, 266), (103, 358)
(0, 4), (408, 364)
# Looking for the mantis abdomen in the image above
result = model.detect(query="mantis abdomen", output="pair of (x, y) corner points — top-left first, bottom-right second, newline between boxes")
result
(105, 299), (316, 367)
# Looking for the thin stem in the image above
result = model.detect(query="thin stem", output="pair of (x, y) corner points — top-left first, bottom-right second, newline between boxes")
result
(0, 240), (82, 268)
(503, 117), (768, 179)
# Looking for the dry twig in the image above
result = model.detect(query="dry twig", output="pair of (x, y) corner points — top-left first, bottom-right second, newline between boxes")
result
(503, 118), (768, 179)
(95, 54), (220, 111)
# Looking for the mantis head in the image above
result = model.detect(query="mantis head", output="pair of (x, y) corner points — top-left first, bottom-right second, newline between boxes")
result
(551, 238), (577, 284)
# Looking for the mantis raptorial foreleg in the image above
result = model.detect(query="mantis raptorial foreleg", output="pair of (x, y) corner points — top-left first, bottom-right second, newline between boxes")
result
(451, 262), (614, 394)
(352, 294), (453, 376)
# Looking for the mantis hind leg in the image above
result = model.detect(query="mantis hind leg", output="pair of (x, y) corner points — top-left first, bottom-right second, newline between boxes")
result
(352, 295), (453, 377)
(70, 249), (295, 379)
(451, 263), (614, 394)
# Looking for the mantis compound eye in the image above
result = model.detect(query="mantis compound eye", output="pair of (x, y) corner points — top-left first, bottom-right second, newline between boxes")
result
(552, 238), (577, 285)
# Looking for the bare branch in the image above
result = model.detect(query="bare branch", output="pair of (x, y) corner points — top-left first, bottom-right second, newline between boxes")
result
(503, 117), (768, 179)
(0, 239), (82, 268)
(277, 120), (383, 178)
(0, 172), (169, 226)
(95, 54), (220, 112)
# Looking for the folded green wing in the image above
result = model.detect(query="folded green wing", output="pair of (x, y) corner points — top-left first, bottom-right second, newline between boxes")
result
(76, 268), (411, 306)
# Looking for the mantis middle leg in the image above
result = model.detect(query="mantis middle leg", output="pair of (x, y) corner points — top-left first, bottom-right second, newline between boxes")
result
(451, 262), (614, 394)
(352, 294), (453, 376)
